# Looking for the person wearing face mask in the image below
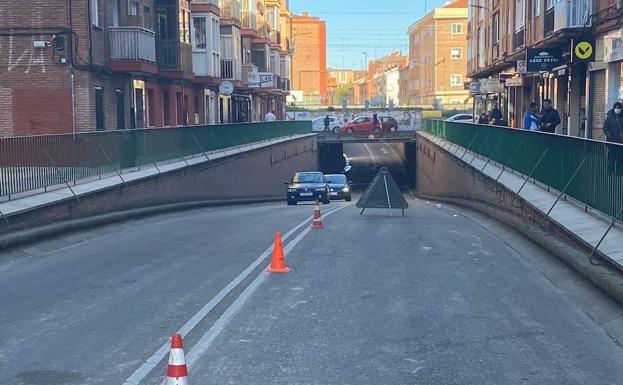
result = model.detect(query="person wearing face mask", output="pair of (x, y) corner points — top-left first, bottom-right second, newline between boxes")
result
(603, 102), (623, 174)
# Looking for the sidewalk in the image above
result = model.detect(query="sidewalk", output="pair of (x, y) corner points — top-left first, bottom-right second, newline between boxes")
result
(420, 131), (623, 271)
(0, 134), (315, 219)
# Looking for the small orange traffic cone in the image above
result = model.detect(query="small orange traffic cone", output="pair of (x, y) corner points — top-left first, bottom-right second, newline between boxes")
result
(311, 200), (324, 229)
(165, 333), (189, 385)
(267, 232), (290, 273)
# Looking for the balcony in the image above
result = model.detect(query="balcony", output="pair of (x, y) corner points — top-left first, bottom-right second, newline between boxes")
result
(269, 30), (281, 46)
(219, 0), (241, 20)
(241, 9), (257, 30)
(157, 40), (193, 73)
(545, 0), (592, 36)
(109, 27), (156, 63)
(280, 77), (290, 91)
(193, 0), (219, 4)
(221, 58), (242, 80)
(242, 63), (258, 84)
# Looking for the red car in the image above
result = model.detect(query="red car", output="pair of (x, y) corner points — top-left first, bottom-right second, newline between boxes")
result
(339, 116), (399, 133)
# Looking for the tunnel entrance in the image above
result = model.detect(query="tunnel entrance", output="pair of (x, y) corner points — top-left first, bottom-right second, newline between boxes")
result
(318, 141), (416, 191)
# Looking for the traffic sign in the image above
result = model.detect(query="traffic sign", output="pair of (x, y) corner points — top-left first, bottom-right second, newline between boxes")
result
(573, 38), (595, 62)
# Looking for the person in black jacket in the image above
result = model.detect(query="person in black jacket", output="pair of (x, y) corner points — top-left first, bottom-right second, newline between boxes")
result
(539, 99), (561, 133)
(604, 102), (623, 174)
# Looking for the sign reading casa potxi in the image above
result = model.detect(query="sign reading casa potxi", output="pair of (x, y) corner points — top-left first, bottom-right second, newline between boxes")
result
(526, 48), (563, 72)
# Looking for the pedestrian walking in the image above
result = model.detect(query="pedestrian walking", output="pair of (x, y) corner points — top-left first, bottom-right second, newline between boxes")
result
(523, 102), (540, 131)
(264, 110), (276, 122)
(603, 102), (623, 174)
(372, 113), (380, 132)
(323, 115), (330, 132)
(539, 99), (561, 133)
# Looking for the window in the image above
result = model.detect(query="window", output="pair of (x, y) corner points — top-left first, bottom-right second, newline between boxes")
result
(193, 17), (207, 50)
(95, 87), (105, 131)
(534, 0), (541, 16)
(546, 0), (556, 10)
(492, 12), (500, 44)
(129, 1), (139, 16)
(451, 23), (463, 34)
(450, 74), (463, 86)
(180, 10), (190, 43)
(143, 6), (151, 29)
(90, 0), (99, 27)
(450, 48), (462, 59)
(515, 0), (525, 31)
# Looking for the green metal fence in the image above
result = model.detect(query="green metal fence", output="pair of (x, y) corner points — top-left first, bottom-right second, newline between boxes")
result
(0, 121), (312, 199)
(422, 119), (623, 222)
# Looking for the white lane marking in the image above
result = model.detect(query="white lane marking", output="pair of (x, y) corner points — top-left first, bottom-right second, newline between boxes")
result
(122, 203), (349, 385)
(184, 204), (350, 369)
(363, 143), (377, 169)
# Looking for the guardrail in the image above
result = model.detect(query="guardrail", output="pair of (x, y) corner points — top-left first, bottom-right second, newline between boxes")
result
(0, 121), (311, 199)
(422, 119), (623, 222)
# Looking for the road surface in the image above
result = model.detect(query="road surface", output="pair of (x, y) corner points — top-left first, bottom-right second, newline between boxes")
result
(2, 197), (623, 384)
(343, 142), (408, 189)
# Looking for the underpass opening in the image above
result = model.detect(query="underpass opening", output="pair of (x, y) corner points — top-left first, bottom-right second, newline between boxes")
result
(318, 141), (416, 192)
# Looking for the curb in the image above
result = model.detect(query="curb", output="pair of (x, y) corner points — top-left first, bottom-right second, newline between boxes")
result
(0, 197), (283, 252)
(415, 192), (623, 306)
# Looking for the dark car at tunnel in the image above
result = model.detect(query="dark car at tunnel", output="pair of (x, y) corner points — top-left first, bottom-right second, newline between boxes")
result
(286, 172), (330, 205)
(325, 174), (352, 201)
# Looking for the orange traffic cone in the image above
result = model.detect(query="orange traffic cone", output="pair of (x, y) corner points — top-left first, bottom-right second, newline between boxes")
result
(311, 200), (324, 229)
(267, 232), (290, 273)
(165, 333), (189, 385)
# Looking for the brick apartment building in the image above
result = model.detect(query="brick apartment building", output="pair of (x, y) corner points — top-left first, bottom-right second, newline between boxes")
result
(407, 0), (469, 109)
(0, 0), (292, 136)
(353, 52), (407, 107)
(291, 12), (327, 106)
(468, 0), (623, 139)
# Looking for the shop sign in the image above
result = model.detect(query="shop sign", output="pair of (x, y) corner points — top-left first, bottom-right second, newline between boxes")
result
(469, 82), (481, 94)
(526, 48), (564, 72)
(572, 37), (595, 63)
(479, 78), (505, 94)
(516, 60), (527, 74)
(219, 81), (234, 95)
(603, 29), (623, 63)
(505, 77), (523, 87)
(248, 73), (276, 88)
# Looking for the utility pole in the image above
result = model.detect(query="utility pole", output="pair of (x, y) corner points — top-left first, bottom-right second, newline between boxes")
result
(363, 52), (368, 71)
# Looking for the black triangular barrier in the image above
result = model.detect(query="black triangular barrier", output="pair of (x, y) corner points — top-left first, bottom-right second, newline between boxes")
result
(356, 167), (409, 216)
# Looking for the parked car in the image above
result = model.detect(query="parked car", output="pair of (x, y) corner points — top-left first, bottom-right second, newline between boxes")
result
(445, 113), (475, 124)
(340, 116), (397, 133)
(379, 116), (399, 131)
(325, 174), (352, 201)
(312, 116), (342, 132)
(285, 172), (330, 205)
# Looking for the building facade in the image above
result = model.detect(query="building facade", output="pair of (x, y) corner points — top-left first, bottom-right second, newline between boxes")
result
(407, 0), (469, 109)
(467, 0), (623, 139)
(291, 12), (327, 107)
(0, 0), (291, 136)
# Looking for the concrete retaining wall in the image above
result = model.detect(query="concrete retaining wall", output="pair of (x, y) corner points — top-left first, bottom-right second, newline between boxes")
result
(0, 135), (318, 237)
(415, 133), (623, 304)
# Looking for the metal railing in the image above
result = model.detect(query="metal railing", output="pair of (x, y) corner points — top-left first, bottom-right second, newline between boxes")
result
(193, 0), (219, 4)
(157, 40), (192, 72)
(241, 9), (257, 30)
(0, 122), (312, 199)
(242, 63), (258, 83)
(109, 26), (156, 62)
(219, 0), (241, 20)
(422, 120), (623, 222)
(221, 58), (241, 80)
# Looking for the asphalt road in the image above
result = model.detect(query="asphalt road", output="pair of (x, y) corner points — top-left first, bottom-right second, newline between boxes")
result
(2, 196), (623, 384)
(343, 142), (408, 189)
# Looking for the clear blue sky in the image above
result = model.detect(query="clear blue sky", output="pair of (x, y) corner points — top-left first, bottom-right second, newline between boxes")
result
(289, 0), (449, 70)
